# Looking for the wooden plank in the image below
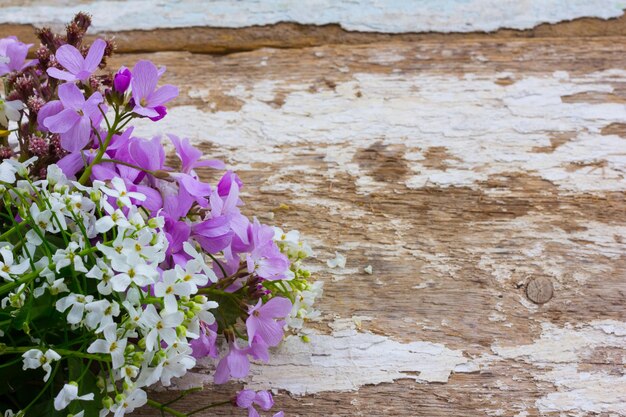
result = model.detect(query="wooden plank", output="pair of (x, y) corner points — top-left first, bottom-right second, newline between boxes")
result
(107, 35), (626, 416)
(3, 2), (626, 414)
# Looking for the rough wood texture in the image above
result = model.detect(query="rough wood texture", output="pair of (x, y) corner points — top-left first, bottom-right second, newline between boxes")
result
(113, 33), (625, 416)
(5, 4), (626, 415)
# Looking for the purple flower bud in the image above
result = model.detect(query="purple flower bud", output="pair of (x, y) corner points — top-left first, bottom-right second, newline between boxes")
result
(114, 67), (131, 93)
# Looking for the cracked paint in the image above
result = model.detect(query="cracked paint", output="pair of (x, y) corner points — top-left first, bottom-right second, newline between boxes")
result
(1, 0), (625, 33)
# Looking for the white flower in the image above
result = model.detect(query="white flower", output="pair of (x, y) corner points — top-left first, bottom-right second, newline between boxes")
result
(154, 269), (193, 313)
(95, 209), (131, 233)
(30, 205), (57, 233)
(140, 348), (195, 387)
(84, 299), (120, 331)
(139, 305), (184, 352)
(177, 261), (212, 291)
(52, 243), (87, 273)
(46, 164), (69, 187)
(122, 230), (159, 260)
(110, 257), (157, 292)
(54, 383), (94, 411)
(183, 242), (217, 281)
(86, 260), (114, 295)
(22, 349), (61, 382)
(56, 293), (94, 324)
(102, 177), (145, 208)
(117, 364), (139, 384)
(87, 324), (127, 369)
(0, 99), (23, 126)
(110, 388), (147, 417)
(33, 268), (68, 297)
(0, 246), (29, 282)
(0, 160), (17, 183)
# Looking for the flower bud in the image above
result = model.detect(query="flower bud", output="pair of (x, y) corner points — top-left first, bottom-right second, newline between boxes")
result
(154, 350), (167, 364)
(114, 393), (125, 404)
(113, 68), (131, 93)
(137, 338), (146, 350)
(193, 295), (208, 304)
(102, 396), (114, 409)
(132, 352), (144, 364)
(176, 325), (187, 338)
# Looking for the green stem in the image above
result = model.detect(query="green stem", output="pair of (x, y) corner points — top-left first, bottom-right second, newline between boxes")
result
(78, 109), (124, 185)
(0, 247), (98, 295)
(0, 346), (110, 361)
(188, 400), (232, 415)
(146, 399), (188, 417)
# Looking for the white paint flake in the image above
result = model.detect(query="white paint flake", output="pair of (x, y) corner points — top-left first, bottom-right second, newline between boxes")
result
(493, 320), (626, 415)
(0, 0), (624, 33)
(245, 324), (470, 395)
(136, 70), (626, 194)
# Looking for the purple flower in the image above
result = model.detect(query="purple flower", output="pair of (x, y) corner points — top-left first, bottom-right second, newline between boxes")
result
(236, 390), (274, 417)
(47, 39), (106, 82)
(246, 297), (292, 347)
(42, 83), (103, 152)
(214, 341), (250, 384)
(37, 100), (64, 132)
(190, 322), (218, 359)
(114, 66), (132, 93)
(169, 134), (224, 174)
(192, 216), (232, 254)
(244, 219), (290, 281)
(214, 337), (268, 384)
(131, 60), (178, 121)
(0, 36), (36, 75)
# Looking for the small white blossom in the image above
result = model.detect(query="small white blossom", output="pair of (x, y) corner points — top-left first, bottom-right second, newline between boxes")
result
(101, 177), (145, 208)
(0, 99), (23, 127)
(139, 305), (184, 352)
(0, 246), (29, 282)
(52, 242), (87, 273)
(86, 260), (114, 295)
(54, 383), (94, 411)
(22, 349), (61, 382)
(110, 387), (147, 417)
(56, 293), (94, 324)
(154, 269), (193, 313)
(87, 324), (127, 369)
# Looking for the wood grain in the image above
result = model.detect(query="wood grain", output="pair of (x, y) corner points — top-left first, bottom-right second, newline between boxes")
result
(1, 11), (621, 415)
(107, 33), (626, 416)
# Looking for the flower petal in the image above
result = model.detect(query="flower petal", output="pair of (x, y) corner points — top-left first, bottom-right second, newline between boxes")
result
(131, 60), (158, 102)
(260, 297), (292, 318)
(55, 44), (84, 74)
(58, 83), (86, 111)
(60, 115), (91, 153)
(147, 84), (178, 107)
(84, 39), (106, 72)
(44, 108), (80, 134)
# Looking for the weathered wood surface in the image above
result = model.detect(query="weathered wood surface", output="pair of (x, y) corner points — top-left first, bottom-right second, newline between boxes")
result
(127, 36), (625, 416)
(4, 3), (626, 416)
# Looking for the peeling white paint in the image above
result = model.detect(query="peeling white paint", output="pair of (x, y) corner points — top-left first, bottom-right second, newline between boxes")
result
(536, 366), (626, 415)
(493, 320), (626, 415)
(245, 322), (470, 395)
(136, 70), (626, 194)
(1, 0), (624, 33)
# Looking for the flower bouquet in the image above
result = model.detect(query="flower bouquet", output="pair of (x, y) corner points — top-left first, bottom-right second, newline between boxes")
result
(0, 13), (321, 417)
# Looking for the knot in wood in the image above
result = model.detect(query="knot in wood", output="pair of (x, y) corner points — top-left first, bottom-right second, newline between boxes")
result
(525, 277), (553, 304)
